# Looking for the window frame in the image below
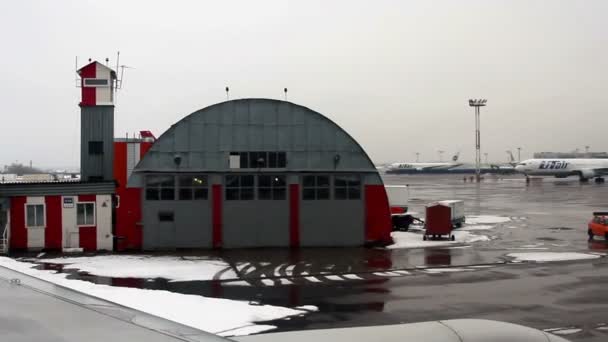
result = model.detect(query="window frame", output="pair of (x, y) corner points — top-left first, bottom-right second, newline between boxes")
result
(145, 175), (176, 201)
(177, 175), (209, 201)
(229, 152), (287, 169)
(302, 175), (331, 200)
(76, 202), (96, 226)
(257, 175), (287, 200)
(83, 78), (110, 87)
(88, 141), (104, 155)
(334, 174), (362, 200)
(225, 174), (255, 201)
(25, 203), (45, 228)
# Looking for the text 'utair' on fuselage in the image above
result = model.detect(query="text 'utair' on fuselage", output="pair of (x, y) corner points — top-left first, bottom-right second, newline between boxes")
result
(514, 158), (608, 183)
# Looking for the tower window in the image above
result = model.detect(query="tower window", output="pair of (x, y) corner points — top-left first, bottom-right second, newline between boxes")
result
(83, 78), (110, 87)
(89, 141), (104, 155)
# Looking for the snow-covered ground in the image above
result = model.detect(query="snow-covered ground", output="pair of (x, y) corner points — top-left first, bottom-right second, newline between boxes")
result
(388, 214), (510, 249)
(543, 327), (583, 335)
(35, 255), (237, 282)
(0, 257), (316, 336)
(388, 230), (489, 249)
(466, 215), (512, 224)
(507, 252), (601, 262)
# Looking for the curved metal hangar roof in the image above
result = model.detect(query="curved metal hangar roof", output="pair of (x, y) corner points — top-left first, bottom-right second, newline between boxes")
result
(131, 98), (377, 175)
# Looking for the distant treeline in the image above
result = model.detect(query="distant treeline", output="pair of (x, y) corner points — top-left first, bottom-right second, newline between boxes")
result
(2, 163), (43, 175)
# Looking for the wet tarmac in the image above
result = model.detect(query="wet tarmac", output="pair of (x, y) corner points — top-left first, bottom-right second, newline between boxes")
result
(26, 175), (608, 341)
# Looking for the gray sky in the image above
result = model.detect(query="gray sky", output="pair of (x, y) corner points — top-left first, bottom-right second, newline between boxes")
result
(1, 0), (607, 168)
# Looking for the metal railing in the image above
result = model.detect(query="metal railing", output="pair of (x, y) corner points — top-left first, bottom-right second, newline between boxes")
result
(0, 223), (8, 254)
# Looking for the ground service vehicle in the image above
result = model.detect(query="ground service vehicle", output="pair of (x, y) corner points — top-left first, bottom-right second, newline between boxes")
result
(588, 212), (608, 241)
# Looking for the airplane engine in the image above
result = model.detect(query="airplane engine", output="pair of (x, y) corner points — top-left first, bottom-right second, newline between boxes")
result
(579, 169), (596, 180)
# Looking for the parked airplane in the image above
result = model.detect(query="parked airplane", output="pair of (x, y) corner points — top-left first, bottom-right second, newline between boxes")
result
(387, 153), (461, 173)
(514, 158), (608, 182)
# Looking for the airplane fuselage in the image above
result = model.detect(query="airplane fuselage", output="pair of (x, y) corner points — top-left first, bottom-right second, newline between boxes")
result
(514, 158), (608, 179)
(387, 162), (461, 171)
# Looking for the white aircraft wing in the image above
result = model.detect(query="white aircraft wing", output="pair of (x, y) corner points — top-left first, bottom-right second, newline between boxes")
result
(235, 319), (570, 342)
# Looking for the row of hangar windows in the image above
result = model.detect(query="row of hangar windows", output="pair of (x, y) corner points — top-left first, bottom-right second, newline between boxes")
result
(145, 174), (362, 201)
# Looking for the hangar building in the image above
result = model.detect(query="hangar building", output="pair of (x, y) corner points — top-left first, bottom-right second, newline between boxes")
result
(0, 61), (392, 252)
(127, 99), (392, 249)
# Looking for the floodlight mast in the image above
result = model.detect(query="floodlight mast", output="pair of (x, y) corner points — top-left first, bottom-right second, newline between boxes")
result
(468, 99), (487, 182)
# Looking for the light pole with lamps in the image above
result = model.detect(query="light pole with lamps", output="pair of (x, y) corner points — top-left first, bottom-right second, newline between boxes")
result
(469, 99), (487, 182)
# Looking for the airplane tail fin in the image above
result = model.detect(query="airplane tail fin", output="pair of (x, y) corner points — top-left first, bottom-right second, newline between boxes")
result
(506, 150), (517, 166)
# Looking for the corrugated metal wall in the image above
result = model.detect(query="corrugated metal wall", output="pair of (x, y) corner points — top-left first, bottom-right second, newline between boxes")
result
(81, 106), (114, 181)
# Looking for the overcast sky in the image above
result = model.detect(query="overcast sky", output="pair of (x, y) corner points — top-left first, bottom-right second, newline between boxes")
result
(1, 0), (607, 169)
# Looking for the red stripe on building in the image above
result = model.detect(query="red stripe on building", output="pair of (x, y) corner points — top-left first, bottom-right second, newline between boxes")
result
(79, 226), (97, 251)
(79, 63), (96, 106)
(113, 142), (127, 187)
(140, 141), (153, 157)
(9, 196), (27, 249)
(212, 184), (222, 248)
(364, 185), (393, 245)
(113, 142), (129, 251)
(44, 196), (62, 250)
(78, 194), (96, 202)
(289, 184), (300, 248)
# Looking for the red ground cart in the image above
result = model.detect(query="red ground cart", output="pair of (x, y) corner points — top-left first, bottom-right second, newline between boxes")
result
(423, 202), (456, 241)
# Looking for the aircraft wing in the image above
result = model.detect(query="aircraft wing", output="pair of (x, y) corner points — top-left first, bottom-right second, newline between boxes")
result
(235, 319), (570, 342)
(1, 265), (571, 342)
(0, 266), (225, 342)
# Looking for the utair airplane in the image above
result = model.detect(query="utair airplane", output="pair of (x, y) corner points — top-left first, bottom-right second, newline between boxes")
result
(514, 158), (608, 183)
(387, 152), (461, 173)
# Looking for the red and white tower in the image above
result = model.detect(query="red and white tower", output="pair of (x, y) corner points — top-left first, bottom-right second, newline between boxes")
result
(77, 61), (117, 182)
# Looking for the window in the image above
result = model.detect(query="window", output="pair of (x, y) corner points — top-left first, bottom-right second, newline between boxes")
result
(178, 175), (208, 200)
(83, 78), (110, 87)
(77, 203), (95, 226)
(258, 175), (286, 200)
(158, 212), (174, 222)
(302, 175), (330, 200)
(146, 175), (175, 200)
(229, 152), (287, 168)
(334, 175), (361, 200)
(88, 141), (104, 155)
(225, 175), (254, 200)
(26, 204), (45, 228)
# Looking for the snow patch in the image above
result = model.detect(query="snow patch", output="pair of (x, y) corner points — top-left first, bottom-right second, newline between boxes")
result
(423, 268), (474, 274)
(343, 274), (364, 280)
(295, 305), (319, 312)
(460, 225), (494, 231)
(508, 252), (600, 262)
(388, 231), (489, 249)
(220, 325), (277, 336)
(548, 328), (582, 335)
(223, 281), (252, 286)
(466, 215), (511, 224)
(0, 257), (311, 336)
(37, 255), (237, 282)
